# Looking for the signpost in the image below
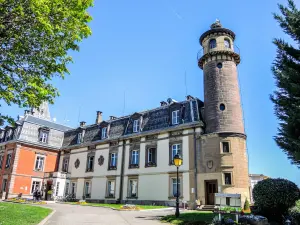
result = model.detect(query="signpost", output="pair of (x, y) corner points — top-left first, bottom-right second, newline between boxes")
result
(215, 193), (241, 223)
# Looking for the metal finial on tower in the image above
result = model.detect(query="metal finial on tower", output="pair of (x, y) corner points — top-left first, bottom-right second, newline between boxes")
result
(210, 19), (222, 29)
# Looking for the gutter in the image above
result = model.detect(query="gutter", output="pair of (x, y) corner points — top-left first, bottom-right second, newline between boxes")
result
(118, 140), (126, 203)
(193, 128), (198, 201)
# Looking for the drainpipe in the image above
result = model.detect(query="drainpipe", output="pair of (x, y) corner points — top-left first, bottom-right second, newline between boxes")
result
(55, 151), (61, 172)
(118, 140), (126, 203)
(193, 128), (198, 201)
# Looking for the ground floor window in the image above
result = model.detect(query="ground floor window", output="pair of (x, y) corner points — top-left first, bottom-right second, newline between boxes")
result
(71, 182), (76, 197)
(107, 180), (115, 197)
(31, 181), (41, 194)
(171, 178), (181, 197)
(65, 182), (69, 196)
(128, 179), (138, 198)
(2, 179), (7, 192)
(84, 181), (91, 198)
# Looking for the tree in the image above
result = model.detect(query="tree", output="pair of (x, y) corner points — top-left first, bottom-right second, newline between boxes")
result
(270, 0), (300, 167)
(253, 178), (300, 222)
(0, 0), (93, 125)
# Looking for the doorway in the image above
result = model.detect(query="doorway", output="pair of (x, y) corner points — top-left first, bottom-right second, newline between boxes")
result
(205, 180), (217, 205)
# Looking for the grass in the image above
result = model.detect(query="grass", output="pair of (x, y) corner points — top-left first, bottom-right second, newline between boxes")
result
(0, 202), (52, 225)
(161, 211), (236, 225)
(66, 202), (168, 210)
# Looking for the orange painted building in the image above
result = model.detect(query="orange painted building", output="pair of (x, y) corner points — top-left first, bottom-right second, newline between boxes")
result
(0, 104), (71, 199)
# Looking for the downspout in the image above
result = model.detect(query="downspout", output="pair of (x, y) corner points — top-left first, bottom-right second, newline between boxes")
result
(193, 128), (198, 201)
(118, 140), (126, 203)
(55, 151), (61, 172)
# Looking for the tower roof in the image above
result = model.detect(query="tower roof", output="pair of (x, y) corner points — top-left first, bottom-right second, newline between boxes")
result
(199, 20), (235, 44)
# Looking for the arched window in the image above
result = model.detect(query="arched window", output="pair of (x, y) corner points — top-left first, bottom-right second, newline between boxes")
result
(224, 38), (231, 49)
(209, 39), (217, 49)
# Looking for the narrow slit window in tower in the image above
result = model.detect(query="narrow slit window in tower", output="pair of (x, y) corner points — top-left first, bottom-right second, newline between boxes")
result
(209, 39), (217, 49)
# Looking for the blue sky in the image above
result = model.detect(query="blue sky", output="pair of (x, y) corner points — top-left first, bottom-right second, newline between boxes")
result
(2, 0), (299, 184)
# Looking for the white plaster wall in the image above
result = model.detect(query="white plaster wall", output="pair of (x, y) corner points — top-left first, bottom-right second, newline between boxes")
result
(138, 174), (169, 200)
(76, 178), (84, 199)
(91, 177), (106, 199)
(53, 178), (67, 197)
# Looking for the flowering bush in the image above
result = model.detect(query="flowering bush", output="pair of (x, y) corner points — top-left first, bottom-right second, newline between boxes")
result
(76, 200), (87, 205)
(120, 204), (141, 211)
(239, 215), (268, 225)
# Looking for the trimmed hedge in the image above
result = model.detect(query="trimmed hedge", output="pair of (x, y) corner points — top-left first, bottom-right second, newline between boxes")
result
(253, 178), (300, 222)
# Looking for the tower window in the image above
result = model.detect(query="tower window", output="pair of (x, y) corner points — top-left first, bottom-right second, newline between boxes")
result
(224, 38), (231, 49)
(220, 103), (226, 111)
(222, 142), (230, 153)
(217, 63), (223, 69)
(209, 39), (217, 49)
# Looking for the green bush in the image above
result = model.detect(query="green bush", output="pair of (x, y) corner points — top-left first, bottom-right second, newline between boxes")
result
(289, 200), (300, 225)
(253, 178), (300, 222)
(244, 198), (250, 211)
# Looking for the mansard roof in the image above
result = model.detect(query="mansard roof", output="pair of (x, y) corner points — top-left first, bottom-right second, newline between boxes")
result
(62, 98), (204, 148)
(24, 115), (72, 132)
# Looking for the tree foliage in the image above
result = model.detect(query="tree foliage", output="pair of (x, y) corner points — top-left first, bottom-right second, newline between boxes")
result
(0, 0), (93, 125)
(253, 178), (300, 222)
(270, 0), (300, 167)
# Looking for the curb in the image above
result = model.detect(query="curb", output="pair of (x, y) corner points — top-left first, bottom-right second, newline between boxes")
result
(38, 209), (56, 225)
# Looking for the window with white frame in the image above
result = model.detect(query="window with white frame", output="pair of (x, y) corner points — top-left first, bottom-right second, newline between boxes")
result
(65, 182), (69, 196)
(130, 150), (139, 167)
(101, 127), (107, 139)
(146, 148), (156, 166)
(77, 133), (83, 144)
(84, 181), (91, 198)
(222, 142), (230, 153)
(2, 179), (7, 192)
(86, 155), (94, 172)
(171, 144), (181, 163)
(172, 110), (180, 125)
(35, 155), (45, 171)
(5, 153), (12, 168)
(62, 158), (69, 172)
(5, 129), (12, 142)
(39, 130), (49, 143)
(171, 178), (181, 197)
(55, 182), (60, 196)
(133, 120), (140, 133)
(71, 183), (76, 196)
(224, 38), (231, 49)
(107, 180), (115, 197)
(128, 179), (138, 198)
(109, 153), (117, 169)
(31, 181), (40, 194)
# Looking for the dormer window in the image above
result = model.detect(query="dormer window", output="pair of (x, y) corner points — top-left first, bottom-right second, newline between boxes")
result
(209, 39), (217, 49)
(39, 131), (49, 143)
(133, 120), (140, 133)
(5, 129), (12, 142)
(101, 127), (107, 139)
(172, 110), (180, 125)
(77, 133), (83, 144)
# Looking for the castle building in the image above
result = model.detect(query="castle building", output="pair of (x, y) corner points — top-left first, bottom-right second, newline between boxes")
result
(0, 21), (250, 207)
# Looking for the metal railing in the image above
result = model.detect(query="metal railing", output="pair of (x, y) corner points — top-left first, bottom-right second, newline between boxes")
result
(197, 42), (240, 60)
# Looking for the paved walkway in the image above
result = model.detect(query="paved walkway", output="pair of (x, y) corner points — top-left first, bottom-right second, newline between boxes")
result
(43, 203), (175, 225)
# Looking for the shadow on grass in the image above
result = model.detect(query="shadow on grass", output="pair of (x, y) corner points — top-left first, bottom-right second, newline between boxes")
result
(161, 212), (216, 225)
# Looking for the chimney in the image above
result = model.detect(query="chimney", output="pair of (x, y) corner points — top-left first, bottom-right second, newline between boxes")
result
(186, 95), (194, 101)
(160, 101), (168, 106)
(109, 116), (117, 120)
(80, 121), (86, 127)
(95, 111), (103, 124)
(24, 110), (30, 116)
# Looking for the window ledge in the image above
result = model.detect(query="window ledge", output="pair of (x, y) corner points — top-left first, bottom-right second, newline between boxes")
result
(33, 170), (44, 172)
(85, 170), (94, 173)
(222, 184), (234, 187)
(128, 165), (139, 169)
(220, 165), (234, 168)
(126, 196), (138, 199)
(108, 167), (117, 170)
(220, 153), (232, 155)
(168, 196), (184, 200)
(105, 196), (115, 199)
(145, 163), (157, 168)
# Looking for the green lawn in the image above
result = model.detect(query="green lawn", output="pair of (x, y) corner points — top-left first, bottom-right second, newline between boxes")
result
(66, 202), (168, 210)
(0, 202), (52, 225)
(161, 211), (235, 225)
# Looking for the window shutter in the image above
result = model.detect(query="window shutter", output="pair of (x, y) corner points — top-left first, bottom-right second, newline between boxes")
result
(153, 149), (157, 164)
(169, 144), (172, 164)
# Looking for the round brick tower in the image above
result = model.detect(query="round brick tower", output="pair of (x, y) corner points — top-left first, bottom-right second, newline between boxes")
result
(197, 21), (249, 206)
(198, 20), (244, 134)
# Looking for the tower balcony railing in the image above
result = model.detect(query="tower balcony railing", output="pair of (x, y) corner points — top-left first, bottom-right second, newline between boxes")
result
(197, 42), (240, 61)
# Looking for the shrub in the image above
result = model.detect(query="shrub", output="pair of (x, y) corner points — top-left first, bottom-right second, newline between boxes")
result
(244, 198), (250, 211)
(253, 178), (300, 222)
(289, 200), (300, 225)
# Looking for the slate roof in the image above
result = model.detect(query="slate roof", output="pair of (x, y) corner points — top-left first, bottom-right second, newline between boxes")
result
(24, 115), (73, 132)
(62, 98), (204, 148)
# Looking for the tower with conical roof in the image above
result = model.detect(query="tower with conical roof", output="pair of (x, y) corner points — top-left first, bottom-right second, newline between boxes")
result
(197, 20), (249, 206)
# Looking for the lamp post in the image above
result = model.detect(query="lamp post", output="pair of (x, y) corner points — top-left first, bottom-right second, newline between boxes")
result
(173, 154), (183, 218)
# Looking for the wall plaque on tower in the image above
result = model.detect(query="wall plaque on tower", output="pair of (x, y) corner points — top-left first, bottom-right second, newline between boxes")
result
(75, 159), (80, 169)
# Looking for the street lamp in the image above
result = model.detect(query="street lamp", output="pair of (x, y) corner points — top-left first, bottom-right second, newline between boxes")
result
(173, 154), (183, 218)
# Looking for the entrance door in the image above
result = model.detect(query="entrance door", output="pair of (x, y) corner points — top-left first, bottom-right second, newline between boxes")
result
(205, 180), (217, 205)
